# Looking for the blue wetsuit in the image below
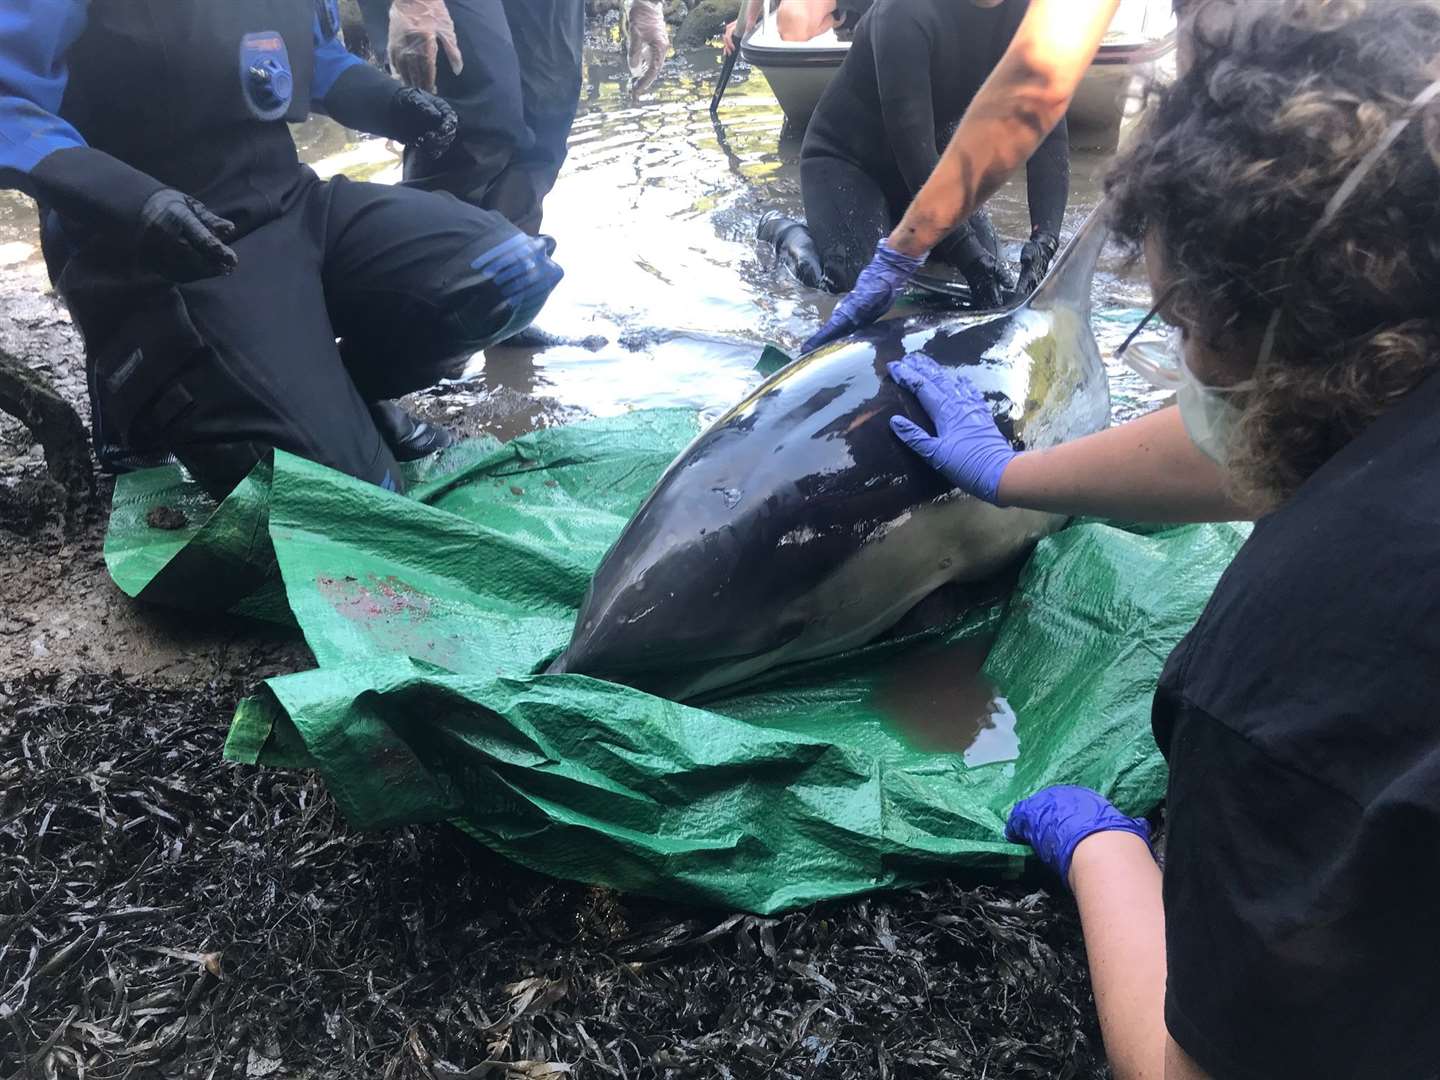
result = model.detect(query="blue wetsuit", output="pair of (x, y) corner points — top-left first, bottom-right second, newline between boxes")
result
(0, 0), (560, 498)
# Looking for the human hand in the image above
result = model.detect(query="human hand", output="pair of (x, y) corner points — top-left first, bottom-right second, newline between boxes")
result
(962, 252), (1009, 310)
(1005, 785), (1151, 884)
(886, 354), (1016, 502)
(801, 238), (924, 353)
(1013, 229), (1059, 298)
(136, 190), (238, 282)
(723, 19), (740, 53)
(387, 0), (464, 93)
(389, 86), (459, 157)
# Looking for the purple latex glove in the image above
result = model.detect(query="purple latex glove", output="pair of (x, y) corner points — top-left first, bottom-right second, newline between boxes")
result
(1006, 785), (1152, 882)
(887, 355), (1018, 503)
(801, 238), (925, 353)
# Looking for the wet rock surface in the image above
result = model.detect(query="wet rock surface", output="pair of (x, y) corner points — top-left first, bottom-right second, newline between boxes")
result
(675, 0), (742, 47)
(1, 672), (1106, 1080)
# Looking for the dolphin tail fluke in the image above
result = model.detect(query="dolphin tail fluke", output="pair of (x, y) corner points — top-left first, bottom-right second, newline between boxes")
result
(1027, 202), (1111, 319)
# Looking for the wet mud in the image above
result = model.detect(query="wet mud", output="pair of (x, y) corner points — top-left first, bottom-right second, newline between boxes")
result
(0, 33), (1150, 1077)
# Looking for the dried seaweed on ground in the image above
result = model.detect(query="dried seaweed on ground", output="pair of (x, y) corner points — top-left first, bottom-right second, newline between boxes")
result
(1, 672), (1107, 1080)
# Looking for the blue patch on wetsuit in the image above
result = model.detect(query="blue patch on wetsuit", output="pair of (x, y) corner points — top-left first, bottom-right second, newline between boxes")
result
(240, 31), (295, 121)
(471, 234), (564, 314)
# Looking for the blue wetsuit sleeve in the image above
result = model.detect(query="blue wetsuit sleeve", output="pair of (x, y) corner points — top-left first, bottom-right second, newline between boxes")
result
(311, 0), (365, 103)
(0, 0), (90, 187)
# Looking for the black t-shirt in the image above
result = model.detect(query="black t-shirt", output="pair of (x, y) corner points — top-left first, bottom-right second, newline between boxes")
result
(1152, 373), (1440, 1079)
(801, 0), (1067, 235)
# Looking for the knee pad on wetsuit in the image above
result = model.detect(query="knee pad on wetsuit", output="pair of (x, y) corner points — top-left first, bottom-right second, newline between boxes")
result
(439, 232), (564, 352)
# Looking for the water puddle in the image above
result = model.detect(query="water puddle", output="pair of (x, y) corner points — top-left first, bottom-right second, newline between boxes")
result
(871, 637), (1020, 767)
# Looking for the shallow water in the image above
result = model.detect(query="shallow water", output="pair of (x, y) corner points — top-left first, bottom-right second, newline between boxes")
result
(0, 41), (1169, 428)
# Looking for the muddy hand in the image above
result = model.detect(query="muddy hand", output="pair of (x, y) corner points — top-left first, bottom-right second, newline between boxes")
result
(136, 190), (238, 282)
(886, 355), (1015, 503)
(801, 238), (923, 353)
(1013, 230), (1059, 299)
(1005, 786), (1151, 884)
(962, 253), (1009, 310)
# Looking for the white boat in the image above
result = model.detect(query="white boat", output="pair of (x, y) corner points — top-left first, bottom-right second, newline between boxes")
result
(738, 17), (845, 134)
(740, 0), (1176, 138)
(1069, 0), (1178, 135)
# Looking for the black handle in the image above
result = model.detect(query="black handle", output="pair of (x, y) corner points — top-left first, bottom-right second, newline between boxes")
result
(709, 27), (743, 117)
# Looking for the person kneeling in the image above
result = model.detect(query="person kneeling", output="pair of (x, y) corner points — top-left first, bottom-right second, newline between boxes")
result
(3, 0), (562, 500)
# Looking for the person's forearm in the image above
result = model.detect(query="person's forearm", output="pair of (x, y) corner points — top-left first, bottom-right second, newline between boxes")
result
(1068, 832), (1168, 1080)
(996, 407), (1251, 523)
(888, 0), (1119, 257)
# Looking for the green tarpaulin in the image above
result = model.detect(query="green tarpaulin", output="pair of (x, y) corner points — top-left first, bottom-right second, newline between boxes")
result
(105, 409), (1247, 913)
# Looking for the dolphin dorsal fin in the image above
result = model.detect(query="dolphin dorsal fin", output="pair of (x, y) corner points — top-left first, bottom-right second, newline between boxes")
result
(1027, 202), (1112, 320)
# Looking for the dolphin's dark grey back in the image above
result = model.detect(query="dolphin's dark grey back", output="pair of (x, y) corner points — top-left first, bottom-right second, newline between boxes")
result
(550, 212), (1114, 700)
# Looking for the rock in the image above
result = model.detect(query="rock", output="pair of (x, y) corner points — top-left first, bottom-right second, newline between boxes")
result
(587, 0), (624, 17)
(664, 0), (690, 25)
(674, 0), (740, 47)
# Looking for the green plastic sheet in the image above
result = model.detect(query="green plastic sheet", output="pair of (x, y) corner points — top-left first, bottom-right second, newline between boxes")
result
(106, 409), (1247, 913)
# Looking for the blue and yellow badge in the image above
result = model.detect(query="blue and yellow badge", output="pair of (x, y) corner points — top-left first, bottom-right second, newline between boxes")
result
(239, 31), (295, 121)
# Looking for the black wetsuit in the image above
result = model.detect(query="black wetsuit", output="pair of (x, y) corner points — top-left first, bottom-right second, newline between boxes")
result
(358, 0), (585, 236)
(800, 0), (1069, 292)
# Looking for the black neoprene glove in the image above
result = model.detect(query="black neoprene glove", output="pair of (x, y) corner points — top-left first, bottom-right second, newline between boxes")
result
(29, 146), (238, 282)
(323, 64), (457, 158)
(388, 86), (458, 158)
(1014, 229), (1060, 298)
(963, 253), (1009, 311)
(135, 190), (238, 282)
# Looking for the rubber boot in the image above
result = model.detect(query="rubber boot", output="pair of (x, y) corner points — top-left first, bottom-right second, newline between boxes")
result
(757, 211), (826, 289)
(369, 401), (455, 461)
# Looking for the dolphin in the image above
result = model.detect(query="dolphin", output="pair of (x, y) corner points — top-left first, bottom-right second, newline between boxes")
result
(549, 206), (1113, 701)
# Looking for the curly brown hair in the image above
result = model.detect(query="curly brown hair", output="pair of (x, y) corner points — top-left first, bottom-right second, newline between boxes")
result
(1106, 0), (1440, 509)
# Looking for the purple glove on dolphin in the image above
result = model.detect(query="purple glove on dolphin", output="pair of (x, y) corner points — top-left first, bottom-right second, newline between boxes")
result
(1005, 785), (1152, 882)
(886, 354), (1018, 503)
(801, 238), (924, 353)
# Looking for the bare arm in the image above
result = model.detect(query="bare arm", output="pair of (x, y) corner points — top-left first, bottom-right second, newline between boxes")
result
(888, 0), (1120, 257)
(1069, 833), (1213, 1080)
(724, 0), (764, 53)
(776, 0), (840, 42)
(997, 407), (1252, 523)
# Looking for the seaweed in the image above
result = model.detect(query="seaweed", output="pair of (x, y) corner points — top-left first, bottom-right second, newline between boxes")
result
(1, 673), (1106, 1079)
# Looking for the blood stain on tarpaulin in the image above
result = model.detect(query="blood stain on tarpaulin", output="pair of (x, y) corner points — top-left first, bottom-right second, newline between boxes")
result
(314, 573), (468, 671)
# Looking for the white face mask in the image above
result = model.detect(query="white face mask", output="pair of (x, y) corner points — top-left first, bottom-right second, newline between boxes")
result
(1121, 78), (1440, 467)
(1123, 330), (1255, 465)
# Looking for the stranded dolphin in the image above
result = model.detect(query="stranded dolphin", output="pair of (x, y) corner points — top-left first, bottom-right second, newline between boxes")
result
(549, 206), (1113, 701)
